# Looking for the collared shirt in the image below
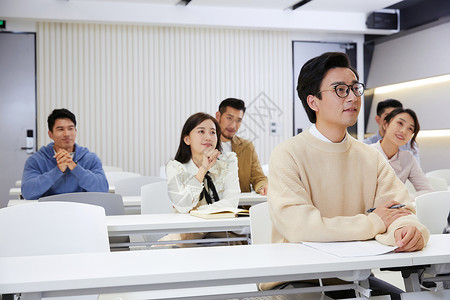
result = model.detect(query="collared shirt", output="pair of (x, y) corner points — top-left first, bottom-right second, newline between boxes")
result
(309, 124), (347, 144)
(363, 131), (420, 165)
(222, 141), (232, 153)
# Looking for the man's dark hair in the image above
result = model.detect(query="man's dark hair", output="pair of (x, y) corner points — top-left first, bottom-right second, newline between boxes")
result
(296, 52), (359, 123)
(376, 99), (403, 116)
(218, 98), (246, 114)
(47, 108), (77, 132)
(174, 112), (222, 164)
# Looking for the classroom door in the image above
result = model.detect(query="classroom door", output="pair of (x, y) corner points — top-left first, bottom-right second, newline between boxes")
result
(292, 41), (357, 136)
(0, 32), (36, 207)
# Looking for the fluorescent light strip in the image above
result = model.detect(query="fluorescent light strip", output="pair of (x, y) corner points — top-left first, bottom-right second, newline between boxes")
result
(417, 129), (450, 138)
(375, 74), (450, 94)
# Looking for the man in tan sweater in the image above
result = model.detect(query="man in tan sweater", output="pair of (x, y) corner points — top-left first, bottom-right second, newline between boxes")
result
(263, 52), (429, 299)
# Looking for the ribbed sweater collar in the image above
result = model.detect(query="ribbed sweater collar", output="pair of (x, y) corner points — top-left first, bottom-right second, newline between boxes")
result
(301, 129), (352, 153)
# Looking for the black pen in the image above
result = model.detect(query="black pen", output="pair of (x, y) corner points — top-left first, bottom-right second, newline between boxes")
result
(367, 204), (405, 213)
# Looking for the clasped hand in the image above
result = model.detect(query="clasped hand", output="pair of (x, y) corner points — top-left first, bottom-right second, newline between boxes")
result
(54, 149), (76, 172)
(201, 147), (221, 171)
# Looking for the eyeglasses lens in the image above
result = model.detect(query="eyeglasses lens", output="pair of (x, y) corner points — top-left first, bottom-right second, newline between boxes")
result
(335, 83), (364, 98)
(352, 84), (364, 96)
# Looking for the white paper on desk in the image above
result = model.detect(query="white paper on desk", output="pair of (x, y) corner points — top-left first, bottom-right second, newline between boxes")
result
(302, 240), (398, 258)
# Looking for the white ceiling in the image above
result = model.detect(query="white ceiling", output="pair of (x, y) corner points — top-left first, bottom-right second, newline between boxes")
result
(0, 0), (404, 34)
(106, 0), (403, 13)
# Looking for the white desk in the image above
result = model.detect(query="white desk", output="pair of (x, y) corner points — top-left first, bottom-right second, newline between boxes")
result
(7, 199), (37, 206)
(8, 187), (21, 199)
(8, 197), (140, 216)
(121, 195), (141, 214)
(106, 213), (250, 247)
(5, 202), (249, 247)
(238, 192), (267, 205)
(9, 186), (115, 199)
(121, 193), (266, 214)
(8, 192), (263, 213)
(1, 235), (449, 300)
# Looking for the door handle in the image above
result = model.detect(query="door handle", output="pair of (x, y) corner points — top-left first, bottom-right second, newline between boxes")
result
(21, 129), (34, 153)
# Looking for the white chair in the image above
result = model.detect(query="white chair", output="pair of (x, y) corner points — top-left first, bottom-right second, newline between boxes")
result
(415, 191), (450, 234)
(103, 165), (123, 172)
(426, 176), (448, 192)
(249, 202), (272, 244)
(0, 201), (109, 257)
(141, 181), (173, 214)
(159, 165), (167, 178)
(115, 176), (166, 197)
(39, 192), (125, 215)
(105, 171), (141, 186)
(426, 169), (450, 185)
(0, 202), (109, 300)
(39, 192), (128, 250)
(261, 164), (269, 177)
(140, 181), (173, 244)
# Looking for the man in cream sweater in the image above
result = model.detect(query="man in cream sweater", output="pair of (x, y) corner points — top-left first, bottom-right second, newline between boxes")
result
(263, 52), (429, 299)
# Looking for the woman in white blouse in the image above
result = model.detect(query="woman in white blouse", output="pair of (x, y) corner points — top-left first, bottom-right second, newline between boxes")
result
(166, 112), (240, 214)
(371, 107), (433, 196)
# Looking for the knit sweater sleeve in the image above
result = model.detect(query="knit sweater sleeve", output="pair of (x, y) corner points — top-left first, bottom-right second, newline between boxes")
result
(372, 155), (430, 246)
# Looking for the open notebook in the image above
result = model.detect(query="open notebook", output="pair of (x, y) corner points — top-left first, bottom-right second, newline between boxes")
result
(190, 207), (249, 219)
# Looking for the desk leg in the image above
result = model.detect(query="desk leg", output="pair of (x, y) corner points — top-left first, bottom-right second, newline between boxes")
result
(355, 279), (371, 298)
(402, 271), (422, 292)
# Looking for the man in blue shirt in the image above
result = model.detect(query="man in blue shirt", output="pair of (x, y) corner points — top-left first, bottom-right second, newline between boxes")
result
(21, 108), (108, 200)
(364, 99), (420, 164)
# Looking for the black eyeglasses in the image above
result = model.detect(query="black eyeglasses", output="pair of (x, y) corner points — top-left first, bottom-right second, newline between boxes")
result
(317, 83), (365, 98)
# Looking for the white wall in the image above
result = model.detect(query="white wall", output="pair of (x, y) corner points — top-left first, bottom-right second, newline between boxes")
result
(417, 136), (450, 173)
(367, 21), (450, 88)
(366, 79), (450, 132)
(36, 22), (292, 176)
(366, 20), (450, 171)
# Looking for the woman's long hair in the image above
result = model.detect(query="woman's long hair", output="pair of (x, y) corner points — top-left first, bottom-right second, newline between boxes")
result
(384, 107), (420, 150)
(174, 112), (223, 163)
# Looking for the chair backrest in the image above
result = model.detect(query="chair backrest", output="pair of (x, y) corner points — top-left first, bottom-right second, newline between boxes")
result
(426, 169), (450, 185)
(159, 165), (167, 179)
(426, 176), (448, 192)
(261, 164), (269, 177)
(39, 192), (125, 216)
(105, 171), (141, 186)
(103, 165), (123, 172)
(415, 191), (450, 234)
(249, 202), (272, 244)
(0, 202), (110, 257)
(141, 181), (173, 214)
(115, 176), (166, 197)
